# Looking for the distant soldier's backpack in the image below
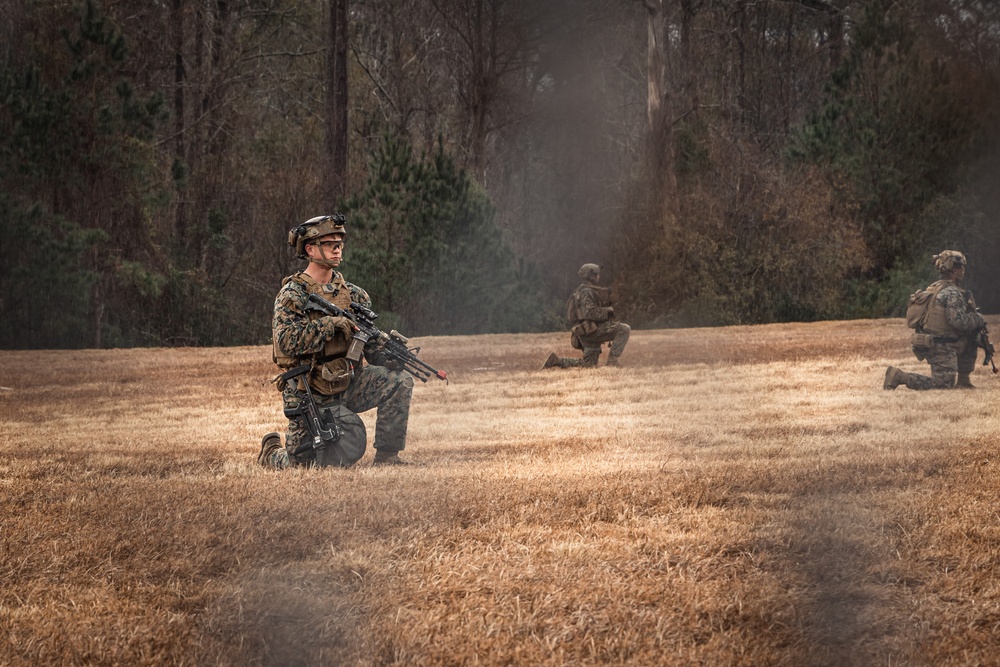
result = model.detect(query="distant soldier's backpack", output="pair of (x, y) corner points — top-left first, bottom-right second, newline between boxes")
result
(905, 281), (946, 330)
(566, 286), (584, 325)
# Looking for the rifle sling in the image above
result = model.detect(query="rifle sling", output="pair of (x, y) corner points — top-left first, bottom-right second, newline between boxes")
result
(281, 353), (351, 378)
(279, 364), (311, 381)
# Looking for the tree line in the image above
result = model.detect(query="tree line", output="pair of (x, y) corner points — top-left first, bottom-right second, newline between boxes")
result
(2, 0), (998, 349)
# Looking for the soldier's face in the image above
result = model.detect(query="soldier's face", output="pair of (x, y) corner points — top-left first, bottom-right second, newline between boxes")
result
(307, 234), (344, 266)
(953, 264), (966, 280)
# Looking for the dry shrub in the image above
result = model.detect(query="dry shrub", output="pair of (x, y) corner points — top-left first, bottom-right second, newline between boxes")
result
(1, 317), (998, 665)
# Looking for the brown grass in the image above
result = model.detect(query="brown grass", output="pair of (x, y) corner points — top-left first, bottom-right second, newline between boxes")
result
(2, 317), (999, 666)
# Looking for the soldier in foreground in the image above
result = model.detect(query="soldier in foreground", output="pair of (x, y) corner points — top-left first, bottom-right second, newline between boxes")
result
(884, 250), (986, 390)
(543, 263), (630, 369)
(258, 214), (415, 468)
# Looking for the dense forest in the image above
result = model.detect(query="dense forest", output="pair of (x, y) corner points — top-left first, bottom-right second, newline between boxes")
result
(2, 0), (998, 349)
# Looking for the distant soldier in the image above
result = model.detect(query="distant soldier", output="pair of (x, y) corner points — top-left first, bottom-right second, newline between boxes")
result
(884, 250), (985, 390)
(543, 263), (630, 369)
(258, 214), (414, 468)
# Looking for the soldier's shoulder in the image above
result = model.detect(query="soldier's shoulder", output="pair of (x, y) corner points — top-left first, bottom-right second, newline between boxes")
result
(346, 281), (372, 306)
(276, 273), (309, 309)
(937, 282), (964, 297)
(937, 284), (967, 307)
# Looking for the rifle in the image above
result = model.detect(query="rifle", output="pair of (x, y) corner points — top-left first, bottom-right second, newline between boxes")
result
(277, 364), (342, 455)
(305, 293), (448, 383)
(964, 289), (997, 375)
(978, 324), (998, 374)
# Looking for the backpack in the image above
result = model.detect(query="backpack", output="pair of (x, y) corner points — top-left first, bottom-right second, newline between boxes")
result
(905, 281), (946, 330)
(566, 286), (584, 325)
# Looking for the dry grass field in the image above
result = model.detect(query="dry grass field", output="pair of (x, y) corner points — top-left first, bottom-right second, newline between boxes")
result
(2, 317), (1000, 666)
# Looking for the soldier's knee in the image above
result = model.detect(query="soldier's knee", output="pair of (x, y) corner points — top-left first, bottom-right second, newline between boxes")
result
(401, 373), (414, 390)
(390, 370), (414, 404)
(935, 372), (957, 389)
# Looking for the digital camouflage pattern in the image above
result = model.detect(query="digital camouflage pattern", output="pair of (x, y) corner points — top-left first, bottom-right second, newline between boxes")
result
(570, 281), (615, 326)
(887, 279), (985, 390)
(918, 282), (982, 338)
(265, 272), (413, 467)
(562, 319), (631, 367)
(272, 272), (364, 370)
(894, 342), (978, 390)
(261, 364), (413, 468)
(549, 280), (630, 368)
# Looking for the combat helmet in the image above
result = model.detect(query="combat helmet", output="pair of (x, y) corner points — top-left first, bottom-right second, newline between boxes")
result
(578, 263), (601, 281)
(288, 214), (347, 259)
(933, 250), (967, 275)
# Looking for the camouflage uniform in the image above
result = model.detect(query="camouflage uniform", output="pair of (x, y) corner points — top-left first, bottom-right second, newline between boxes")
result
(262, 273), (413, 468)
(885, 251), (984, 390)
(545, 264), (630, 368)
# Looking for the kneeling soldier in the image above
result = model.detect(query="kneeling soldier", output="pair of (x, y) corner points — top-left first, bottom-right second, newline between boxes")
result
(543, 263), (630, 369)
(885, 250), (985, 390)
(259, 214), (414, 468)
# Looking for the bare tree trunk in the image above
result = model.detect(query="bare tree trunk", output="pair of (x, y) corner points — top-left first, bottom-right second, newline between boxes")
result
(680, 0), (695, 92)
(172, 0), (187, 248)
(198, 0), (229, 272)
(645, 0), (663, 128)
(644, 0), (677, 227)
(469, 0), (488, 173)
(828, 5), (844, 67)
(735, 0), (748, 122)
(325, 0), (349, 210)
(91, 279), (104, 348)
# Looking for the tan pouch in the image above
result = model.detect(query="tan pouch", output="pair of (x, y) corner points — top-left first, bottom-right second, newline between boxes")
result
(312, 357), (353, 395)
(911, 333), (936, 348)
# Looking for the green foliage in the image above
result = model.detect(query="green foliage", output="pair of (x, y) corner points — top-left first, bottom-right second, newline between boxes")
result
(115, 260), (167, 299)
(5, 0), (1000, 348)
(788, 0), (985, 287)
(839, 263), (932, 321)
(0, 196), (107, 348)
(345, 134), (546, 335)
(0, 0), (168, 348)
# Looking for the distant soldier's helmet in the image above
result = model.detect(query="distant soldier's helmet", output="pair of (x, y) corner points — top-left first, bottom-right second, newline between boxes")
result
(933, 250), (967, 274)
(578, 263), (601, 280)
(288, 214), (346, 258)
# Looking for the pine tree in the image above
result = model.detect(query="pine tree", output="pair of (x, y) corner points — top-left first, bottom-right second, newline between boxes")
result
(345, 134), (545, 335)
(790, 0), (981, 279)
(0, 0), (167, 348)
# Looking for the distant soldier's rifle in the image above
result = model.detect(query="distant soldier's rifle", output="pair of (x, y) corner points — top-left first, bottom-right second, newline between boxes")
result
(966, 290), (997, 375)
(305, 293), (448, 383)
(978, 324), (997, 374)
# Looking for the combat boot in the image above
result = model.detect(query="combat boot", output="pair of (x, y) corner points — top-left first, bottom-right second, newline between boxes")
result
(883, 366), (906, 390)
(373, 450), (408, 466)
(542, 352), (560, 369)
(957, 373), (976, 389)
(258, 432), (283, 467)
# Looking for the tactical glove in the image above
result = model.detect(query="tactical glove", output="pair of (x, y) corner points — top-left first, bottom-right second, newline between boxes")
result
(321, 315), (356, 339)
